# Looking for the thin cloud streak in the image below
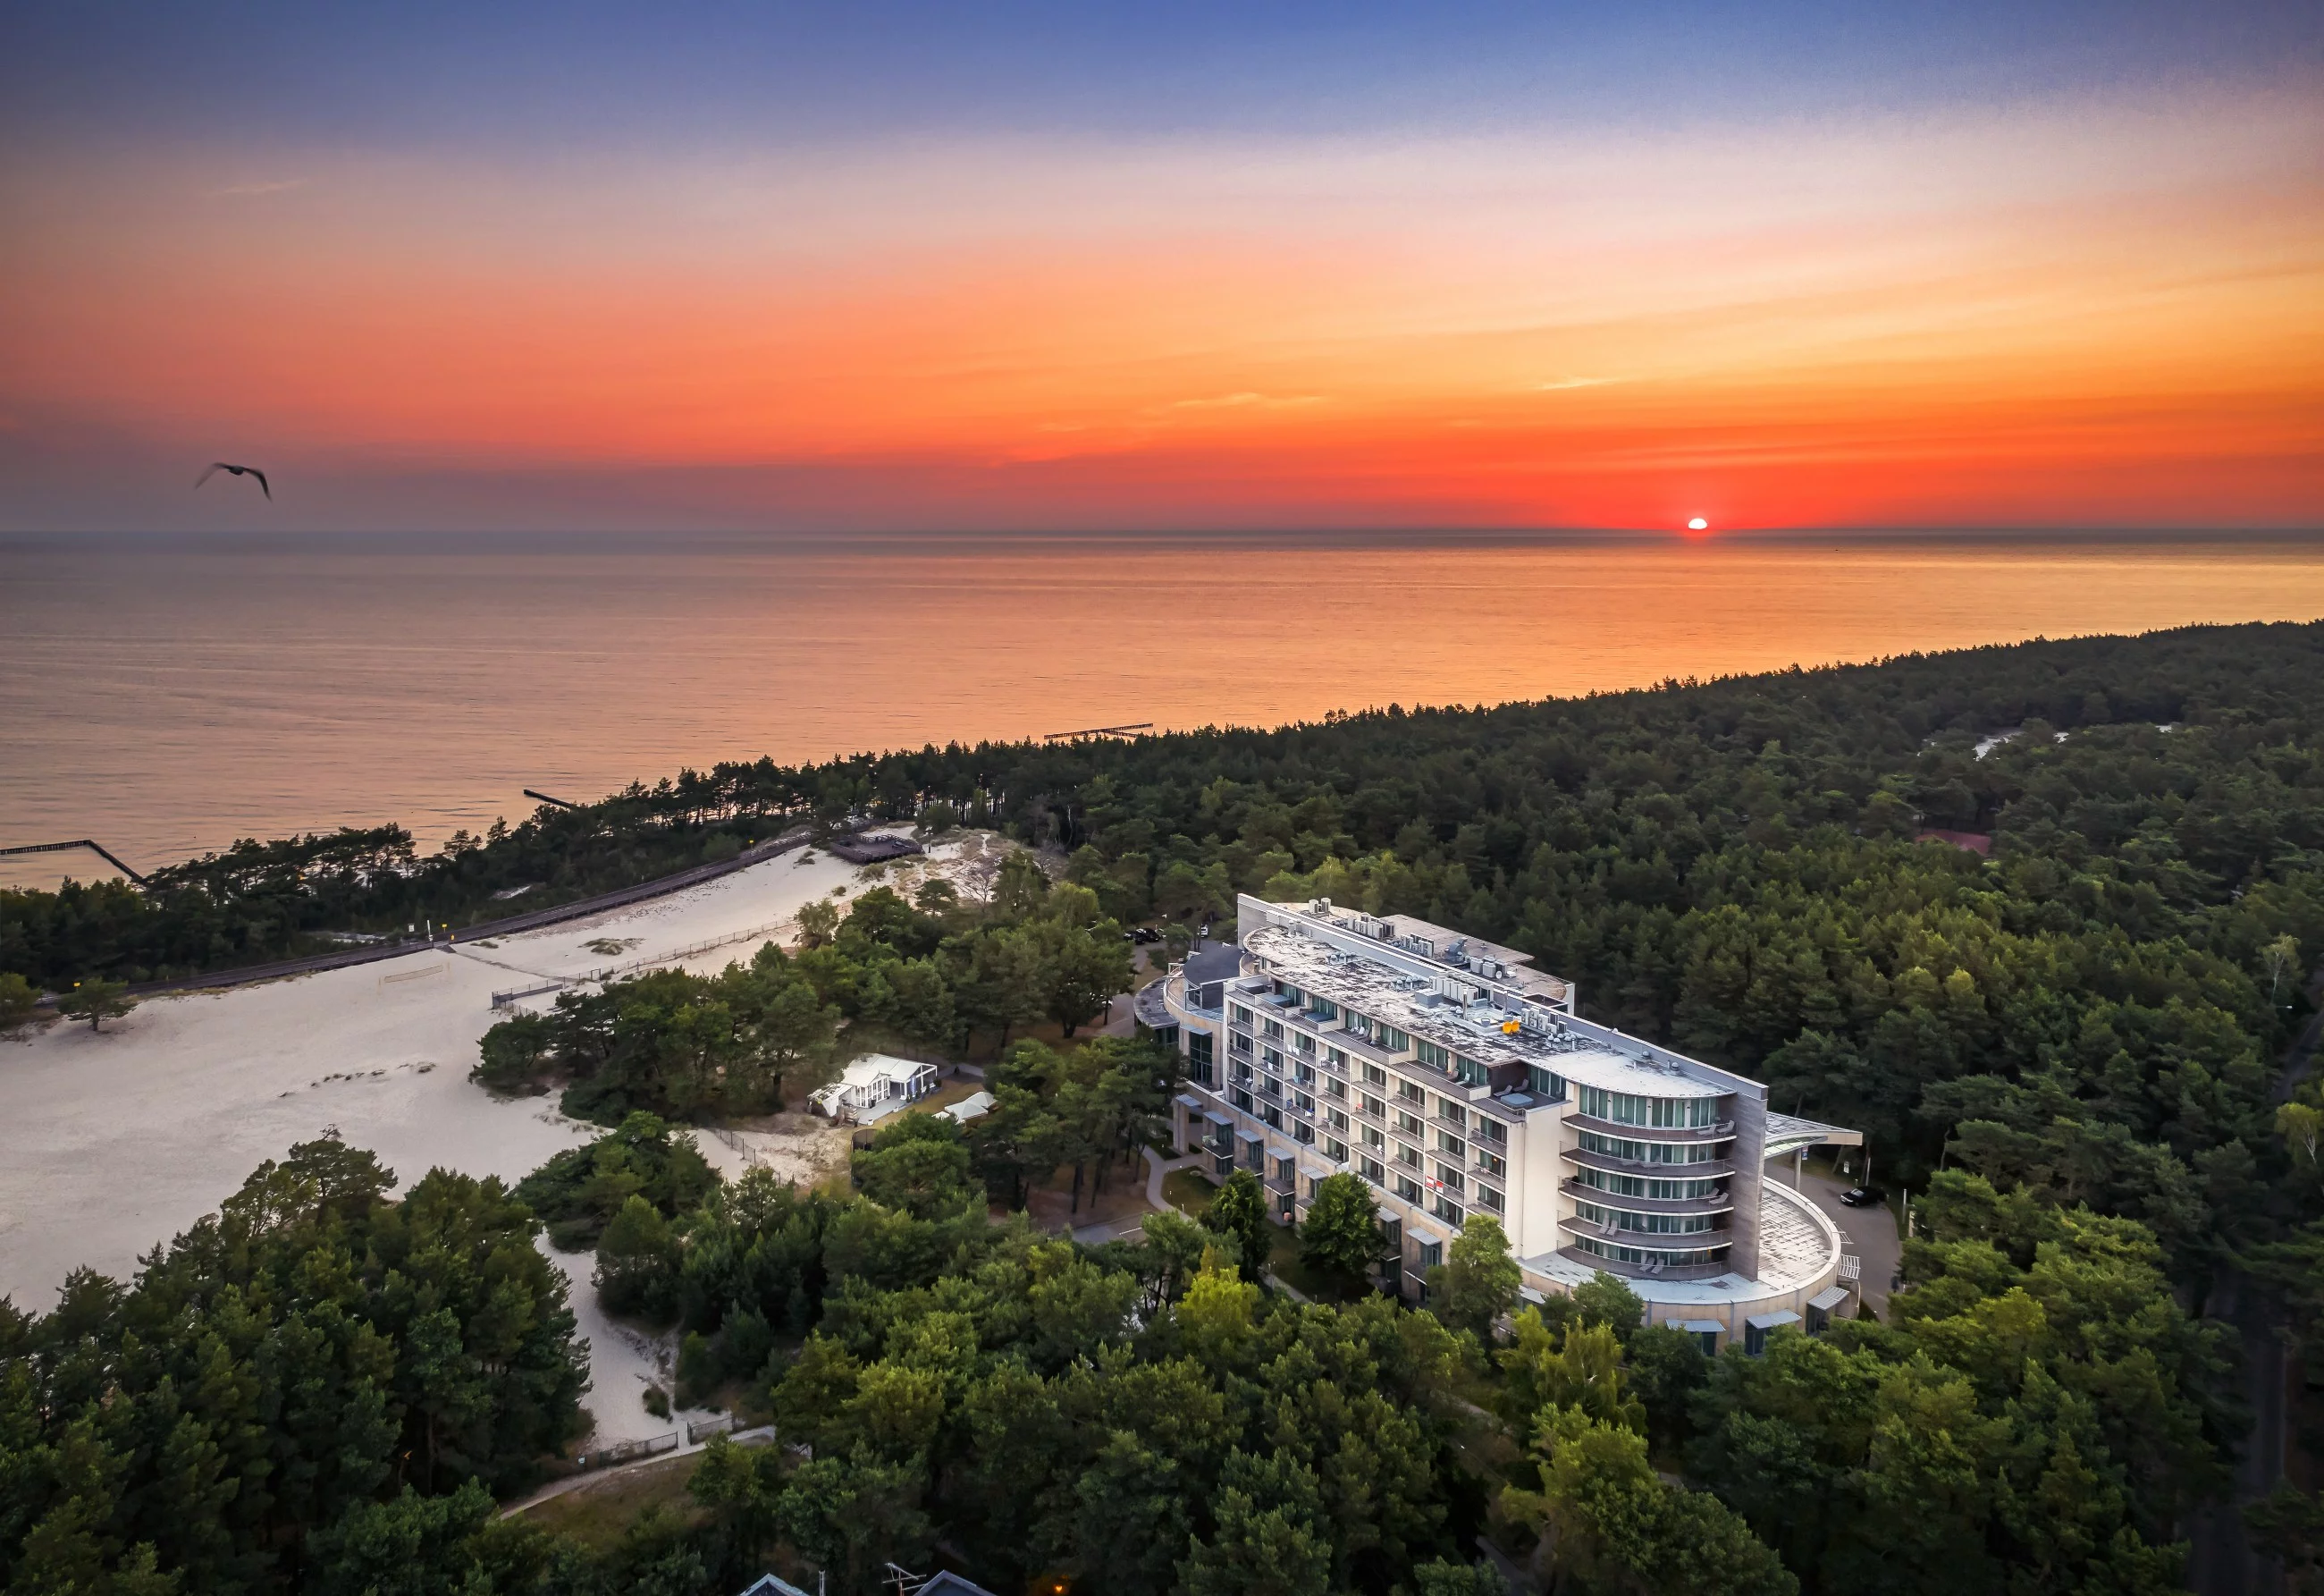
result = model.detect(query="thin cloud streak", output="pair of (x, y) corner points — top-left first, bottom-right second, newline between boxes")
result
(207, 178), (309, 197)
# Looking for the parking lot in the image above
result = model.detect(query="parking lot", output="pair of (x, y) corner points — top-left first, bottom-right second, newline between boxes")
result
(1778, 1160), (1904, 1320)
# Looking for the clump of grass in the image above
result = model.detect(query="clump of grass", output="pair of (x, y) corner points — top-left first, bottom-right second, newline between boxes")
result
(642, 1385), (671, 1420)
(585, 936), (643, 957)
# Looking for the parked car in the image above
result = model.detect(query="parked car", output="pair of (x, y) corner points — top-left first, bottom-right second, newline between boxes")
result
(1838, 1186), (1889, 1207)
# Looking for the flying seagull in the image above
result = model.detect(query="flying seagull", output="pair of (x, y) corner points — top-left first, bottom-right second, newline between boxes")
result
(197, 461), (270, 500)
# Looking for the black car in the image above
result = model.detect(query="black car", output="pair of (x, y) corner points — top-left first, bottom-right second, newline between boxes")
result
(1838, 1186), (1888, 1208)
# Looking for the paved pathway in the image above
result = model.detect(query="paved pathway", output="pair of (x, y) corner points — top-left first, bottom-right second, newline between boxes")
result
(500, 1425), (775, 1518)
(1145, 1144), (1202, 1212)
(1781, 1162), (1901, 1319)
(1065, 1146), (1197, 1245)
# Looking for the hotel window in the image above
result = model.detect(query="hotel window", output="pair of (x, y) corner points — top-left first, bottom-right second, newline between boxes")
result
(1431, 1197), (1464, 1227)
(1435, 1163), (1465, 1195)
(1436, 1100), (1466, 1129)
(1294, 1091), (1315, 1114)
(1436, 1131), (1466, 1158)
(1294, 1031), (1316, 1055)
(1186, 1031), (1215, 1084)
(1231, 1004), (1254, 1027)
(1476, 1185), (1505, 1212)
(1307, 998), (1341, 1021)
(1293, 1060), (1315, 1085)
(1528, 1067), (1567, 1101)
(1395, 1110), (1425, 1138)
(1261, 1105), (1284, 1130)
(1476, 1150), (1506, 1178)
(1397, 1080), (1425, 1106)
(1324, 1077), (1346, 1100)
(1359, 1155), (1385, 1183)
(1477, 1117), (1507, 1145)
(1360, 1094), (1386, 1118)
(1261, 1018), (1284, 1041)
(1452, 1052), (1489, 1087)
(1361, 1062), (1387, 1088)
(1415, 1039), (1452, 1070)
(1232, 1089), (1253, 1112)
(1396, 1176), (1424, 1205)
(1324, 1137), (1348, 1161)
(1230, 1031), (1251, 1055)
(1326, 1108), (1350, 1133)
(1326, 1047), (1350, 1071)
(1396, 1144), (1422, 1170)
(1261, 1045), (1283, 1070)
(1361, 1125), (1385, 1150)
(1416, 1237), (1443, 1270)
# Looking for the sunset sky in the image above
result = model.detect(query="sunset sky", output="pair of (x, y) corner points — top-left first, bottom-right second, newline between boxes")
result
(3, 2), (2319, 533)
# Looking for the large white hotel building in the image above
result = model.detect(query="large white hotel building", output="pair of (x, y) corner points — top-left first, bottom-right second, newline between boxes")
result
(1146, 894), (1862, 1349)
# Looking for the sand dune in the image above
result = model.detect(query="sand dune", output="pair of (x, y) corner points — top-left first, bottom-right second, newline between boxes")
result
(0, 831), (958, 1438)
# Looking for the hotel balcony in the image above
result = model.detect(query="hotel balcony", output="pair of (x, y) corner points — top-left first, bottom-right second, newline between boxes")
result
(1562, 1144), (1735, 1180)
(1562, 1112), (1736, 1144)
(1557, 1246), (1733, 1283)
(1562, 1212), (1727, 1252)
(1558, 1178), (1734, 1218)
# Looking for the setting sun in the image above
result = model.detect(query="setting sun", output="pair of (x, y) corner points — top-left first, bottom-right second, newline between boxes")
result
(1688, 518), (1710, 532)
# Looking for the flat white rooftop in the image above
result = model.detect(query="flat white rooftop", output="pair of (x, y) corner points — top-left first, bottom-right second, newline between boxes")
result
(1245, 918), (1728, 1100)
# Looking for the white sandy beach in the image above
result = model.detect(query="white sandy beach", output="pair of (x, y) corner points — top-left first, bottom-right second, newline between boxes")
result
(0, 829), (971, 1443)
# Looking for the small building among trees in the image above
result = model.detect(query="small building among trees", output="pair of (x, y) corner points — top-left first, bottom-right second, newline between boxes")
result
(808, 1051), (942, 1123)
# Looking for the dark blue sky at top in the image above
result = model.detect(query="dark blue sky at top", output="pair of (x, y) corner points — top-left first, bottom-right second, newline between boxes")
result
(6, 0), (2320, 153)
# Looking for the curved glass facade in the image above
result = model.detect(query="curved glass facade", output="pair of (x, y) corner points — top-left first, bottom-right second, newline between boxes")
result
(1576, 1085), (1721, 1128)
(1578, 1129), (1722, 1165)
(1573, 1168), (1723, 1202)
(1574, 1201), (1718, 1235)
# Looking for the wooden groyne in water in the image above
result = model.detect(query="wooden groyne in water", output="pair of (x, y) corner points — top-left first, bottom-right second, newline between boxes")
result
(0, 838), (150, 885)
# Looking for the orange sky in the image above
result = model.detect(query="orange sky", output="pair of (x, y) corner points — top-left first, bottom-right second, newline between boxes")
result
(2, 89), (2319, 530)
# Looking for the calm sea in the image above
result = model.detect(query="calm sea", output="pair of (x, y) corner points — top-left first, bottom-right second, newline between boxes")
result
(5, 532), (2322, 888)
